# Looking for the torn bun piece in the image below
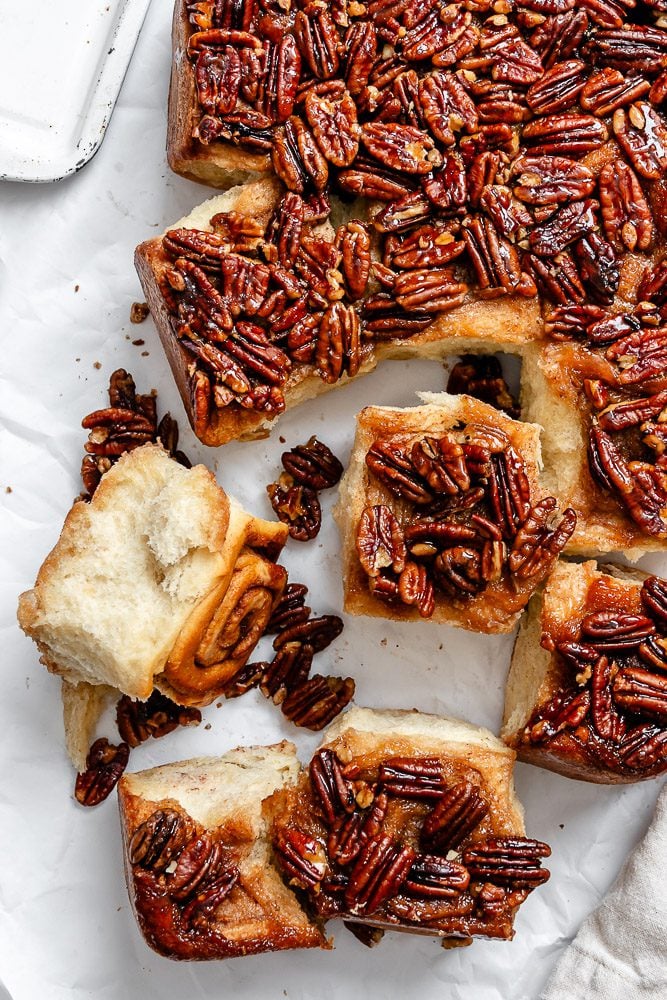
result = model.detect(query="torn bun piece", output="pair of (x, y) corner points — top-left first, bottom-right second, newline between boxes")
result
(334, 393), (576, 634)
(502, 559), (667, 783)
(17, 442), (288, 722)
(118, 742), (329, 959)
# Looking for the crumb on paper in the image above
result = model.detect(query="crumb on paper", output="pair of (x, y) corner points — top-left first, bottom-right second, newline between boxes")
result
(130, 302), (150, 324)
(216, 702), (222, 709)
(204, 723), (212, 731)
(279, 436), (286, 444)
(5, 486), (12, 493)
(141, 351), (149, 357)
(559, 824), (565, 830)
(380, 637), (387, 647)
(93, 362), (101, 370)
(132, 339), (145, 347)
(74, 284), (80, 292)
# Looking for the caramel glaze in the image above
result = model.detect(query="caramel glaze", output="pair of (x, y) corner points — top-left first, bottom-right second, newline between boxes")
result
(122, 793), (326, 959)
(523, 574), (667, 781)
(268, 742), (532, 943)
(536, 339), (667, 552)
(352, 413), (564, 633)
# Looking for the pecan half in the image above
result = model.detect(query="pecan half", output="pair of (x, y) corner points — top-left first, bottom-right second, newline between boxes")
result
(310, 748), (357, 824)
(265, 582), (311, 633)
(129, 809), (193, 872)
(613, 667), (667, 722)
(379, 757), (445, 799)
(116, 691), (201, 748)
(356, 504), (407, 577)
(403, 855), (471, 899)
(282, 675), (355, 728)
(421, 780), (489, 852)
(281, 436), (343, 489)
(345, 835), (416, 914)
(447, 356), (520, 418)
(508, 499), (577, 579)
(274, 827), (327, 888)
(462, 837), (551, 888)
(267, 479), (322, 540)
(366, 440), (433, 503)
(74, 739), (130, 807)
(613, 103), (667, 180)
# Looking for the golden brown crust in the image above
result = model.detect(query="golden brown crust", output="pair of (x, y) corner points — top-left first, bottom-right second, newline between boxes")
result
(167, 0), (271, 188)
(335, 394), (548, 634)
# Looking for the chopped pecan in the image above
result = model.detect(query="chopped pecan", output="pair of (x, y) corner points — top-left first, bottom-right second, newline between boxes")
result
(116, 691), (201, 748)
(421, 780), (489, 852)
(129, 810), (193, 872)
(345, 835), (416, 914)
(462, 837), (551, 888)
(75, 739), (130, 807)
(403, 855), (471, 899)
(282, 674), (355, 728)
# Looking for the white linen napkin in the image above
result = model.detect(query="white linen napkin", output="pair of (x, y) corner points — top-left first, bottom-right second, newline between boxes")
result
(542, 784), (667, 1000)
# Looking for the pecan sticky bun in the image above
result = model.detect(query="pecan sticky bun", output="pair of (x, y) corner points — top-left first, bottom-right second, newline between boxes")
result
(269, 708), (550, 944)
(503, 560), (667, 782)
(340, 397), (575, 632)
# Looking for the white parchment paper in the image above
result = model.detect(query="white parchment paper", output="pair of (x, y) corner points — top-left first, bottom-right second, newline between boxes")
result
(1, 3), (665, 996)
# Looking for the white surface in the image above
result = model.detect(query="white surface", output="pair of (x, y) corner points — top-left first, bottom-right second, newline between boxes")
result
(0, 1), (665, 997)
(0, 0), (151, 181)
